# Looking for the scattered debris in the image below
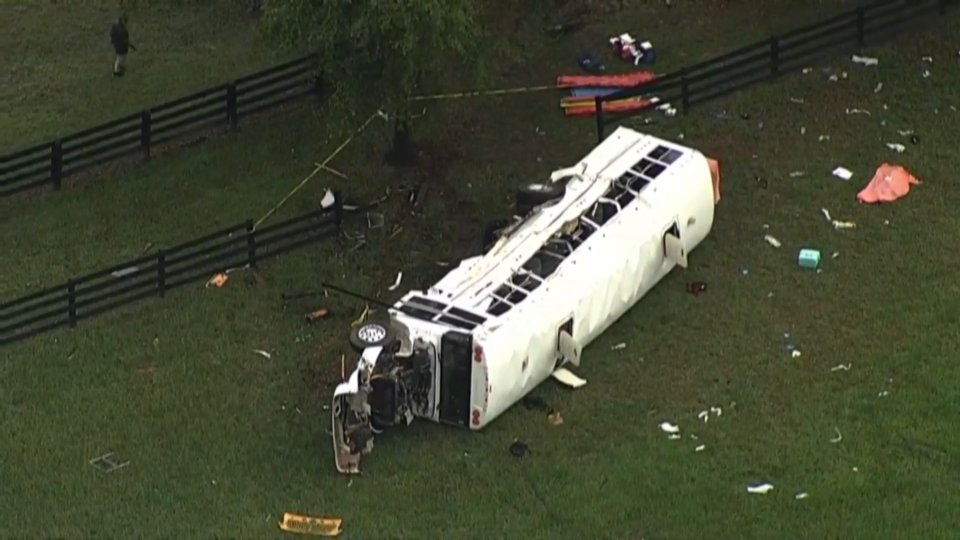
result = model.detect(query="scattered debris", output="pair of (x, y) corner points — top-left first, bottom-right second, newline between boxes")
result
(789, 171), (805, 177)
(685, 281), (708, 295)
(366, 212), (385, 229)
(695, 444), (706, 452)
(795, 492), (809, 500)
(747, 483), (774, 494)
(845, 108), (871, 115)
(922, 56), (933, 63)
(832, 166), (853, 181)
(89, 452), (130, 473)
(818, 135), (831, 142)
(886, 142), (906, 153)
(277, 513), (343, 537)
(857, 164), (921, 204)
(253, 349), (272, 359)
(204, 272), (230, 288)
(830, 428), (843, 443)
(832, 252), (840, 259)
(320, 190), (337, 209)
(611, 342), (627, 350)
(878, 390), (890, 397)
(305, 308), (330, 323)
(610, 34), (655, 65)
(509, 440), (530, 458)
(547, 410), (564, 426)
(922, 69), (931, 78)
(831, 363), (852, 372)
(852, 55), (878, 66)
(387, 272), (403, 291)
(763, 235), (781, 248)
(874, 82), (883, 93)
(111, 266), (140, 279)
(697, 407), (722, 422)
(659, 422), (680, 434)
(789, 97), (805, 104)
(798, 249), (821, 270)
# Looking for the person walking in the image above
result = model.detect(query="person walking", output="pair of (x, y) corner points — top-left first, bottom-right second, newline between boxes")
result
(110, 16), (136, 77)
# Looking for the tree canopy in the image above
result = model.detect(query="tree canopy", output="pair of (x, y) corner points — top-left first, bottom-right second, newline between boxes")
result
(262, 0), (486, 124)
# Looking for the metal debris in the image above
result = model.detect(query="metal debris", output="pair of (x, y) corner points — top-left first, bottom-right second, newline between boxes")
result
(90, 452), (130, 473)
(387, 272), (403, 291)
(747, 483), (774, 494)
(659, 422), (680, 434)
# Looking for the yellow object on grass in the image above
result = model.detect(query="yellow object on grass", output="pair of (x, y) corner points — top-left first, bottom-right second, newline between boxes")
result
(278, 512), (343, 536)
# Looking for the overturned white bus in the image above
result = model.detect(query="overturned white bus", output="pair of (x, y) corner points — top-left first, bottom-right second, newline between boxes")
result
(332, 126), (720, 473)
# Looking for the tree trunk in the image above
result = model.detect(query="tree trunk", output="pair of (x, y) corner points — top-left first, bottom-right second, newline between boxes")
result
(384, 120), (418, 166)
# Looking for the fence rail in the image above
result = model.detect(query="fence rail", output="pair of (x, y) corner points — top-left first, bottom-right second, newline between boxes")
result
(594, 0), (949, 139)
(0, 55), (322, 197)
(0, 194), (345, 346)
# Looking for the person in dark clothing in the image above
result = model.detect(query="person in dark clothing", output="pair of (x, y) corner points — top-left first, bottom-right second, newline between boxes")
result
(110, 16), (136, 76)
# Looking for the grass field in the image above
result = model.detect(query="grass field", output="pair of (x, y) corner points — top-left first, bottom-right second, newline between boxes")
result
(3, 2), (960, 539)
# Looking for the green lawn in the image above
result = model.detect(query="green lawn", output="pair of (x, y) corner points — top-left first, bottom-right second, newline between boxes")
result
(3, 3), (960, 539)
(1, 0), (282, 150)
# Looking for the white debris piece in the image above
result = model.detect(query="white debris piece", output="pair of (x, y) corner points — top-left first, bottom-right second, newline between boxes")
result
(698, 410), (709, 422)
(922, 70), (931, 78)
(833, 220), (856, 230)
(922, 56), (933, 63)
(764, 235), (781, 248)
(387, 272), (403, 291)
(668, 434), (681, 440)
(845, 108), (871, 115)
(790, 171), (805, 177)
(886, 143), (906, 153)
(659, 422), (680, 434)
(830, 428), (843, 443)
(253, 349), (272, 359)
(695, 444), (706, 452)
(897, 129), (914, 136)
(611, 342), (626, 350)
(832, 167), (853, 181)
(852, 55), (879, 66)
(874, 82), (883, 93)
(818, 135), (831, 141)
(831, 363), (852, 371)
(791, 350), (802, 359)
(747, 483), (775, 494)
(795, 492), (809, 500)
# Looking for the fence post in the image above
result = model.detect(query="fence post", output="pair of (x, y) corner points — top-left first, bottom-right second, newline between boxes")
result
(856, 6), (866, 48)
(227, 83), (238, 132)
(595, 96), (605, 142)
(245, 220), (258, 267)
(156, 250), (166, 298)
(51, 140), (63, 191)
(67, 279), (77, 328)
(769, 36), (780, 78)
(140, 110), (152, 162)
(333, 191), (344, 232)
(680, 78), (690, 114)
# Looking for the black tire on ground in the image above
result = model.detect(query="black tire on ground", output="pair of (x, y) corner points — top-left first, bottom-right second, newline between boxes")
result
(349, 320), (397, 352)
(515, 182), (566, 216)
(482, 219), (511, 253)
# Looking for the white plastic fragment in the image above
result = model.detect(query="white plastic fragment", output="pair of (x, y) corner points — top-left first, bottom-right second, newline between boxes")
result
(747, 483), (775, 494)
(253, 349), (272, 359)
(922, 56), (933, 63)
(763, 235), (781, 248)
(831, 363), (851, 371)
(659, 422), (680, 434)
(874, 82), (883, 93)
(668, 434), (681, 440)
(789, 97), (805, 104)
(791, 350), (802, 358)
(710, 406), (722, 416)
(320, 189), (336, 209)
(695, 444), (706, 452)
(897, 129), (914, 136)
(852, 55), (878, 66)
(830, 428), (843, 443)
(611, 342), (626, 350)
(833, 220), (856, 229)
(886, 143), (906, 153)
(790, 171), (805, 177)
(387, 272), (403, 291)
(831, 252), (840, 259)
(922, 70), (931, 78)
(845, 108), (871, 115)
(795, 492), (809, 499)
(698, 410), (709, 422)
(832, 167), (853, 181)
(818, 135), (831, 141)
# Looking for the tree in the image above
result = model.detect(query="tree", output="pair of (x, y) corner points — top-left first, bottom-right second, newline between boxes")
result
(262, 0), (486, 160)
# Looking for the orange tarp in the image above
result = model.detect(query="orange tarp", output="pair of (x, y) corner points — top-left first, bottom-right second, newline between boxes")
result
(707, 158), (721, 204)
(857, 163), (921, 203)
(557, 72), (657, 88)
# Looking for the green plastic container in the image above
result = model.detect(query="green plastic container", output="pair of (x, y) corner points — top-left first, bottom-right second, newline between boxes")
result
(798, 249), (821, 269)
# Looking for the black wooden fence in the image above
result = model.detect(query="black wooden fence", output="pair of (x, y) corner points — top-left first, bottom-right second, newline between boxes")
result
(594, 0), (950, 140)
(0, 54), (321, 197)
(0, 194), (345, 346)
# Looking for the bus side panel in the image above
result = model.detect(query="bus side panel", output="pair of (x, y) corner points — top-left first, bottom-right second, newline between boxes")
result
(438, 331), (473, 428)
